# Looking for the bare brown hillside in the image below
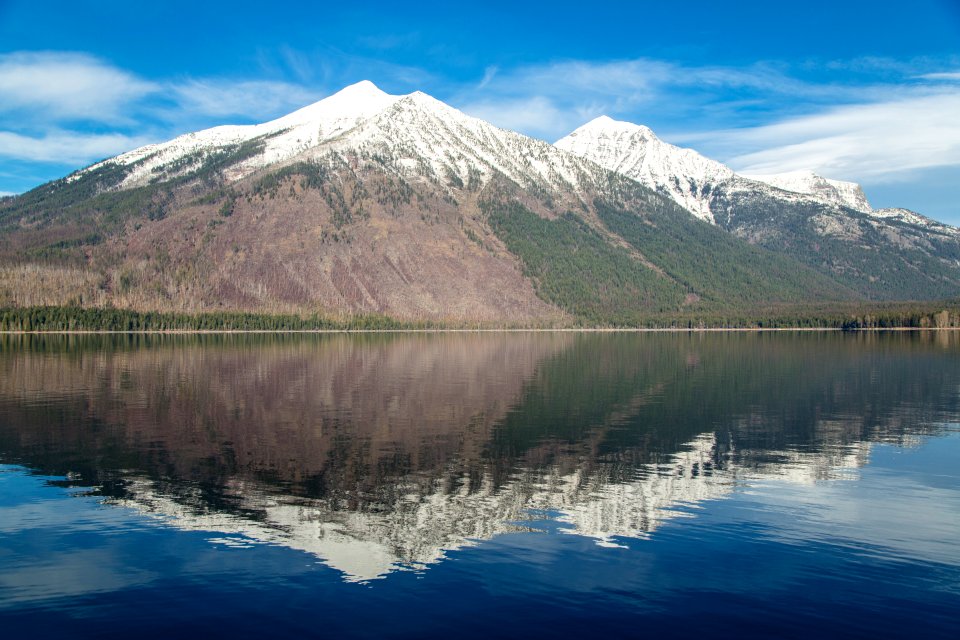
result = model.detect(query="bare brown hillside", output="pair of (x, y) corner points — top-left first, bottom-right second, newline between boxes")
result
(0, 165), (567, 323)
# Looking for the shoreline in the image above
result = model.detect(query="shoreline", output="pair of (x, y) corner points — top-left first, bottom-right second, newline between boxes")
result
(2, 327), (959, 335)
(5, 304), (958, 333)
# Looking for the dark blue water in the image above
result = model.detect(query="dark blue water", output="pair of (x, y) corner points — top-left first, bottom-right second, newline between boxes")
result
(0, 332), (958, 638)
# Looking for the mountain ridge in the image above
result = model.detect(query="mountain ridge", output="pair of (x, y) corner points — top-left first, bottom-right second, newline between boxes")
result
(741, 169), (872, 212)
(555, 114), (951, 229)
(555, 113), (960, 300)
(1, 81), (958, 324)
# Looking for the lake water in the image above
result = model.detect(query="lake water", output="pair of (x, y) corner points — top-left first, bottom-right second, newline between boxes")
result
(0, 331), (958, 638)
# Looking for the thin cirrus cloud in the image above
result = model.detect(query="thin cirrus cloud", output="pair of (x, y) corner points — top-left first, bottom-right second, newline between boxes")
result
(458, 96), (587, 141)
(0, 130), (155, 165)
(0, 51), (157, 123)
(454, 57), (897, 141)
(168, 79), (323, 120)
(515, 58), (854, 100)
(0, 51), (321, 125)
(0, 51), (323, 167)
(707, 92), (960, 181)
(917, 71), (960, 81)
(455, 60), (672, 140)
(455, 59), (669, 133)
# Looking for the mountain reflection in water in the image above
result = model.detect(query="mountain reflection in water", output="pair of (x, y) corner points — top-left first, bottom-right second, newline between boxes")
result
(0, 331), (957, 582)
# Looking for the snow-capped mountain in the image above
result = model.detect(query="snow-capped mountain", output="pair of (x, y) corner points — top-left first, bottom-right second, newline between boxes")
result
(555, 116), (955, 235)
(88, 80), (595, 200)
(555, 116), (872, 223)
(92, 85), (950, 241)
(319, 88), (595, 195)
(554, 114), (960, 300)
(31, 81), (719, 321)
(737, 173), (949, 236)
(5, 81), (960, 316)
(554, 116), (734, 223)
(96, 80), (402, 188)
(742, 169), (872, 213)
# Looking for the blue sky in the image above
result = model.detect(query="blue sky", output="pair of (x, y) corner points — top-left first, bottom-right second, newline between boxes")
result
(1, 0), (959, 222)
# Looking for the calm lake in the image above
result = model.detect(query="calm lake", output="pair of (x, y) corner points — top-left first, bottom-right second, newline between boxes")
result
(0, 331), (958, 638)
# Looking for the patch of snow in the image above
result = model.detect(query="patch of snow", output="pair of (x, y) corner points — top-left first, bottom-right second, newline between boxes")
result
(330, 90), (590, 194)
(743, 169), (873, 212)
(871, 207), (959, 235)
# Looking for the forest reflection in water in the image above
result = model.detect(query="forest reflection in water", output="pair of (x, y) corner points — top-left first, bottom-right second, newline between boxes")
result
(0, 331), (957, 582)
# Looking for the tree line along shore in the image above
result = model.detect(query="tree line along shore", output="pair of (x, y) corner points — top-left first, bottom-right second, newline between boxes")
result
(1, 303), (958, 332)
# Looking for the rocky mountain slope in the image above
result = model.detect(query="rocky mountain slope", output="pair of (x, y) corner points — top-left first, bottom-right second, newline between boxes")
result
(556, 118), (960, 300)
(0, 81), (954, 323)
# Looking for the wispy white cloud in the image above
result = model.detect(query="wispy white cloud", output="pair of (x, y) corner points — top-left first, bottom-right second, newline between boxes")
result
(0, 51), (333, 128)
(707, 92), (960, 180)
(917, 71), (960, 81)
(277, 45), (318, 83)
(453, 60), (665, 141)
(449, 57), (920, 144)
(455, 59), (667, 125)
(0, 130), (155, 164)
(0, 51), (157, 123)
(168, 79), (322, 120)
(459, 96), (583, 140)
(477, 65), (498, 90)
(498, 59), (667, 97)
(0, 51), (329, 166)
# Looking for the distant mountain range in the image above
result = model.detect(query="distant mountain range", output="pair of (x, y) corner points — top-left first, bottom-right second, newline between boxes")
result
(1, 80), (958, 324)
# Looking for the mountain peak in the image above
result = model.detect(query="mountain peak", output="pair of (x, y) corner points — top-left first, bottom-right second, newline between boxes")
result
(562, 116), (655, 142)
(317, 79), (392, 108)
(340, 79), (387, 97)
(556, 118), (733, 223)
(400, 89), (449, 109)
(271, 80), (398, 128)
